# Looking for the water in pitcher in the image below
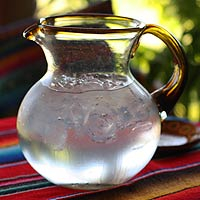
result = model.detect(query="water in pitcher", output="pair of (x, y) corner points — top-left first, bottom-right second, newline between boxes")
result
(17, 75), (160, 190)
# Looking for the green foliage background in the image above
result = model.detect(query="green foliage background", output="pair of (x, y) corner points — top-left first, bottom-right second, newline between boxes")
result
(129, 0), (200, 121)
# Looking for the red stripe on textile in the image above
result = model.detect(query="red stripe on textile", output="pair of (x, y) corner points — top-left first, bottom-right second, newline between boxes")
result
(130, 149), (200, 183)
(0, 118), (18, 147)
(0, 117), (16, 131)
(156, 185), (200, 200)
(0, 185), (86, 200)
(0, 174), (43, 187)
(0, 161), (37, 180)
(0, 46), (43, 76)
(0, 132), (18, 148)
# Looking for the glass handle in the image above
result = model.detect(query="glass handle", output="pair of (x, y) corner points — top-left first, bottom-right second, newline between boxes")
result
(139, 24), (188, 118)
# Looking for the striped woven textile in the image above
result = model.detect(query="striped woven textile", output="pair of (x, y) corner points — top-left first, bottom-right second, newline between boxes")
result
(0, 117), (200, 200)
(0, 18), (46, 117)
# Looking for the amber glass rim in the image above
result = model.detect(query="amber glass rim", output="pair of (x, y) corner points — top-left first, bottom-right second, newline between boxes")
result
(36, 13), (145, 34)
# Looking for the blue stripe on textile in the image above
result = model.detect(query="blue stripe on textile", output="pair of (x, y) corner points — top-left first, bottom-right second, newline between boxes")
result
(0, 145), (24, 164)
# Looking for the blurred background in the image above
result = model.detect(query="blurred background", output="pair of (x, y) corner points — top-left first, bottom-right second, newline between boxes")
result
(0, 0), (200, 121)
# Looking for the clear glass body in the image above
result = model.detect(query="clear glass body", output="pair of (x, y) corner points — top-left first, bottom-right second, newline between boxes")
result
(17, 74), (160, 190)
(16, 15), (171, 190)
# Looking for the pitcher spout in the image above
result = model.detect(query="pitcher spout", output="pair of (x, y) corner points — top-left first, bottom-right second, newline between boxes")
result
(23, 23), (40, 41)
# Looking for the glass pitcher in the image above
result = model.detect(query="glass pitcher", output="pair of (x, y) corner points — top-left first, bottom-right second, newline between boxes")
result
(17, 14), (187, 190)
